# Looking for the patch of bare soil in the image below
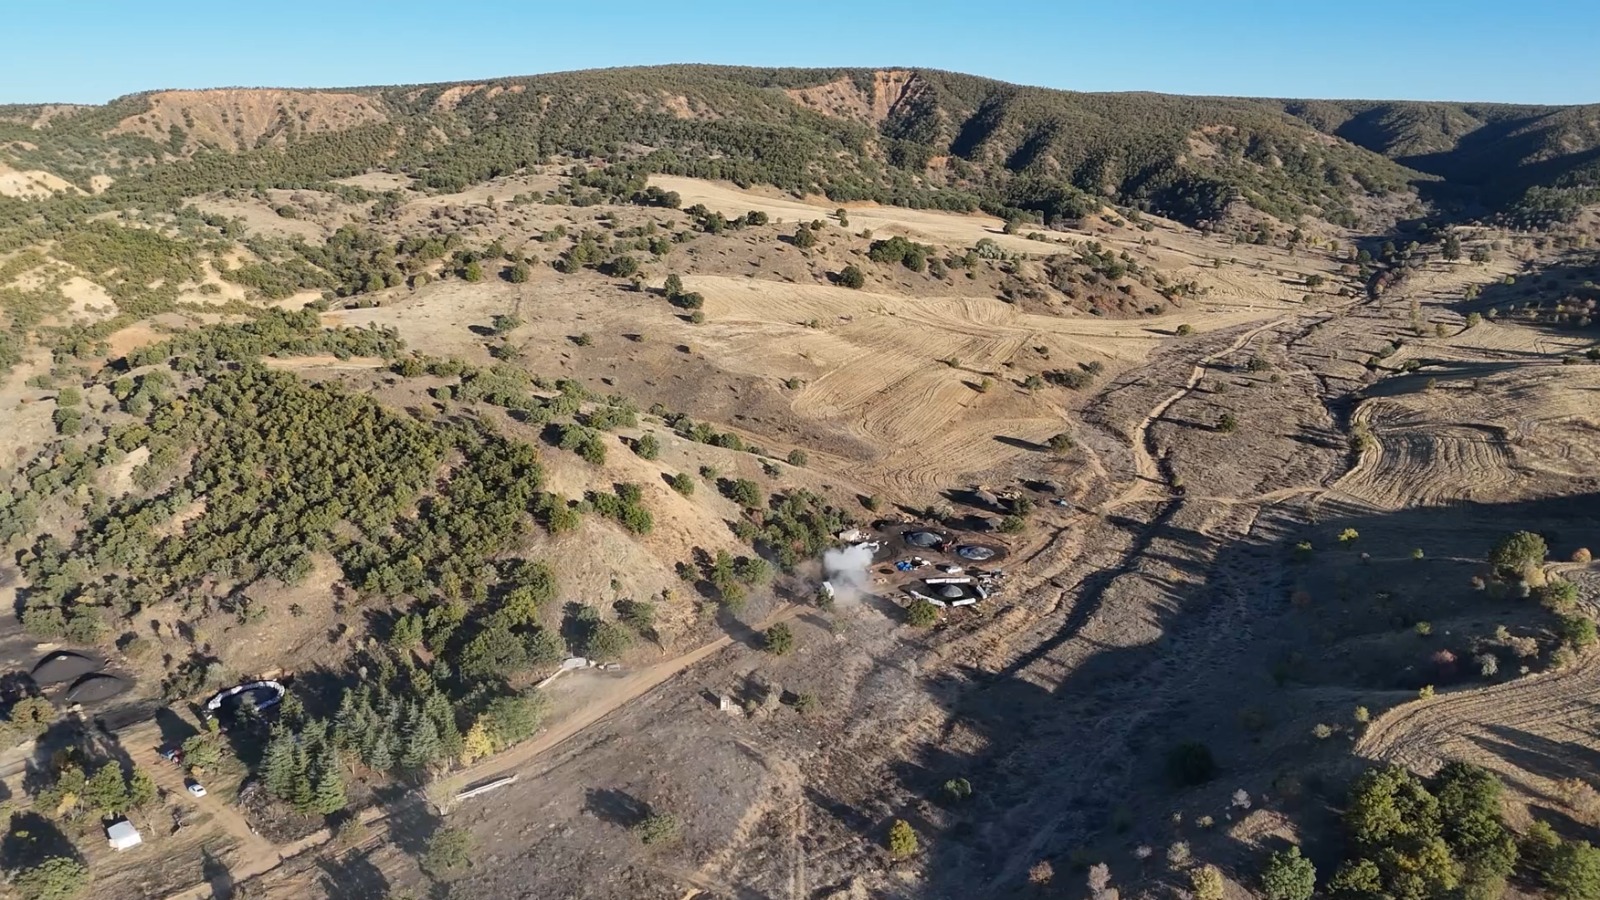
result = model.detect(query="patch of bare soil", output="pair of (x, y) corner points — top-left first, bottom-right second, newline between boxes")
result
(110, 89), (387, 153)
(0, 161), (81, 198)
(784, 69), (925, 125)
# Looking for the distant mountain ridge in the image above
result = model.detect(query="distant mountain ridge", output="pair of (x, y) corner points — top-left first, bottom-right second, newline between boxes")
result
(2, 65), (1597, 229)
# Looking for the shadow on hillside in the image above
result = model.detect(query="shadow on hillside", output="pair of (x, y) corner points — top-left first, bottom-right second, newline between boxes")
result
(876, 490), (1600, 897)
(317, 847), (391, 900)
(0, 812), (80, 871)
(1453, 255), (1600, 348)
(583, 787), (650, 829)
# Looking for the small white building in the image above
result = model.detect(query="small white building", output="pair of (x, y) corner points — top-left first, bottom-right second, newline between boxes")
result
(107, 819), (142, 851)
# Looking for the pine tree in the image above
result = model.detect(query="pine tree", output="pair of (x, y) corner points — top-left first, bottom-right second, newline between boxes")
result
(366, 730), (394, 772)
(300, 717), (329, 748)
(311, 745), (347, 814)
(127, 768), (158, 809)
(423, 691), (462, 762)
(262, 727), (298, 800)
(83, 763), (129, 815)
(400, 704), (442, 771)
(290, 743), (315, 811)
(333, 689), (367, 750)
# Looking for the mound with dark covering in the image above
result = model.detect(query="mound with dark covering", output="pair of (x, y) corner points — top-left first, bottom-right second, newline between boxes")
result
(66, 673), (132, 704)
(31, 651), (101, 685)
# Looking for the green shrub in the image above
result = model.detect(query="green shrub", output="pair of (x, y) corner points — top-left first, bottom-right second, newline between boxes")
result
(12, 857), (90, 900)
(887, 819), (919, 858)
(1560, 615), (1597, 649)
(1166, 741), (1216, 786)
(634, 812), (681, 845)
(1490, 530), (1547, 576)
(906, 599), (940, 627)
(1261, 845), (1316, 900)
(421, 826), (475, 879)
(725, 478), (763, 508)
(763, 622), (796, 655)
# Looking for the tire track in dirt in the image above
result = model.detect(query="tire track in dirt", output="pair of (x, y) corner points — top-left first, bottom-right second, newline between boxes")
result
(1323, 401), (1520, 511)
(119, 732), (280, 886)
(1357, 650), (1600, 782)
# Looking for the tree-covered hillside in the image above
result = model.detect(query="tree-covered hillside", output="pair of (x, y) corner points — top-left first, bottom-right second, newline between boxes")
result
(1280, 97), (1600, 223)
(3, 65), (1599, 232)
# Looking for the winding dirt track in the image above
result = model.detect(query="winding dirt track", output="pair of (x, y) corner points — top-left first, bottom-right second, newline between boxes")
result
(1106, 315), (1293, 511)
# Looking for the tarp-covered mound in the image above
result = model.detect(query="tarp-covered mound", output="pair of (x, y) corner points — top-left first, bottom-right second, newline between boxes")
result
(957, 545), (997, 561)
(206, 680), (286, 715)
(67, 673), (132, 704)
(32, 651), (102, 685)
(905, 531), (945, 548)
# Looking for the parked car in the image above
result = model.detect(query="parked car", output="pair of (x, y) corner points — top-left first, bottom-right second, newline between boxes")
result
(185, 780), (207, 798)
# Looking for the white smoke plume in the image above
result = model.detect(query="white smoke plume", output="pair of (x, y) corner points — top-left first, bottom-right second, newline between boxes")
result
(822, 544), (875, 604)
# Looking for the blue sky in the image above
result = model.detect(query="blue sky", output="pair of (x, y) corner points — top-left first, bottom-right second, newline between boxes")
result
(4, 0), (1596, 106)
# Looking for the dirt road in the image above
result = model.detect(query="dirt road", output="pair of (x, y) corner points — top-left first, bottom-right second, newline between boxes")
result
(1106, 315), (1292, 511)
(439, 603), (803, 797)
(120, 727), (282, 898)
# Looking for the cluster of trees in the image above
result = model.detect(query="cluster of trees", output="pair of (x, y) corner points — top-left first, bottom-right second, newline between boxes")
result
(52, 220), (203, 317)
(261, 709), (347, 814)
(1482, 530), (1598, 660)
(273, 646), (548, 783)
(737, 489), (852, 571)
(558, 423), (608, 464)
(683, 203), (768, 235)
(867, 236), (935, 271)
(663, 411), (763, 456)
(16, 321), (588, 715)
(0, 696), (56, 748)
(344, 421), (546, 600)
(290, 226), (451, 296)
(700, 548), (771, 612)
(9, 856), (91, 900)
(1043, 361), (1104, 390)
(562, 603), (634, 660)
(126, 308), (403, 367)
(662, 273), (705, 311)
(1331, 763), (1515, 900)
(588, 483), (654, 534)
(34, 754), (158, 821)
(20, 363), (451, 638)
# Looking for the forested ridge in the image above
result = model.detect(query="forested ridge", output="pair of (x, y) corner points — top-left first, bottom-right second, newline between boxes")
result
(5, 65), (1599, 236)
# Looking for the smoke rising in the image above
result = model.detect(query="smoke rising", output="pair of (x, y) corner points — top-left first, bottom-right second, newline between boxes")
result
(823, 544), (875, 604)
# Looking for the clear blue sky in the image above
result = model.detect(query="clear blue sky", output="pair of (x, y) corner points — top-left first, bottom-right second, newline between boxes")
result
(5, 0), (1597, 106)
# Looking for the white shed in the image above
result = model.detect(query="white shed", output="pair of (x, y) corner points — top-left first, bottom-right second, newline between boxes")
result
(107, 819), (142, 851)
